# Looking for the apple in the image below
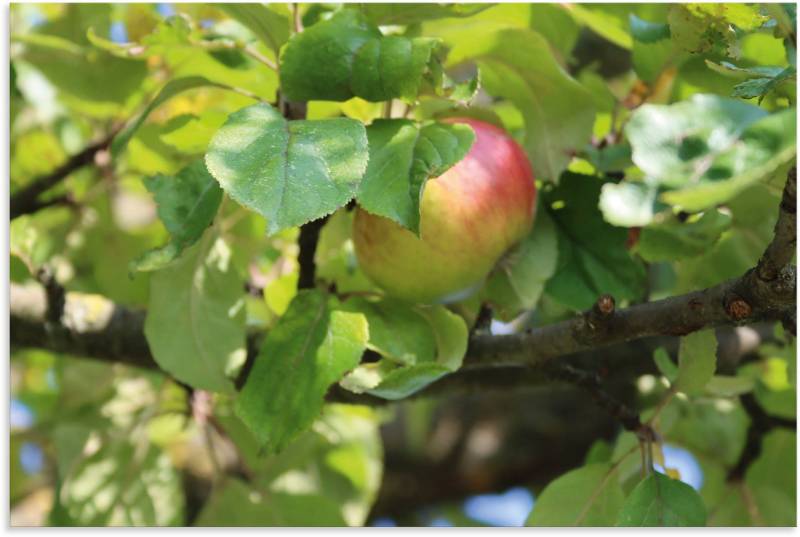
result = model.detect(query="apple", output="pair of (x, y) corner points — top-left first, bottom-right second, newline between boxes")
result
(353, 118), (537, 304)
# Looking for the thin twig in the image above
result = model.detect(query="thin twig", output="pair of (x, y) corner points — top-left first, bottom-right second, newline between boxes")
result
(10, 129), (119, 220)
(241, 44), (278, 72)
(292, 3), (303, 33)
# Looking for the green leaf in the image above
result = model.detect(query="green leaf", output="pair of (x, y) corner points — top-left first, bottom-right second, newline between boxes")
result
(483, 206), (559, 321)
(598, 182), (658, 227)
(627, 94), (766, 186)
(140, 15), (193, 53)
(705, 375), (755, 397)
(527, 463), (625, 526)
(356, 119), (475, 234)
(144, 233), (246, 393)
(635, 209), (733, 263)
(529, 4), (582, 58)
(672, 183), (780, 292)
(667, 4), (766, 56)
(676, 329), (717, 396)
(626, 95), (796, 211)
(653, 347), (679, 383)
(741, 357), (796, 419)
(663, 107), (796, 211)
(630, 14), (671, 43)
(158, 110), (228, 155)
(731, 66), (796, 101)
(584, 440), (614, 465)
(544, 173), (647, 311)
(340, 302), (467, 400)
(235, 290), (368, 453)
(205, 103), (369, 235)
(567, 4), (633, 49)
(280, 10), (444, 103)
(617, 472), (707, 526)
(264, 272), (299, 316)
(660, 397), (750, 467)
(356, 3), (492, 26)
(425, 4), (576, 64)
(131, 160), (223, 272)
(112, 76), (225, 158)
(196, 478), (346, 526)
(211, 404), (382, 526)
(348, 362), (452, 402)
(417, 304), (469, 371)
(632, 36), (680, 84)
(339, 296), (436, 366)
(15, 32), (147, 118)
(455, 29), (595, 181)
(314, 209), (376, 295)
(219, 3), (290, 54)
(745, 429), (796, 526)
(585, 143), (634, 174)
(58, 439), (184, 526)
(705, 60), (785, 80)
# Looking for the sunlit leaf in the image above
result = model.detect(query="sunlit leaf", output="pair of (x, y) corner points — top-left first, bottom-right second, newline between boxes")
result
(57, 438), (184, 526)
(205, 103), (368, 235)
(236, 290), (368, 452)
(144, 233), (246, 393)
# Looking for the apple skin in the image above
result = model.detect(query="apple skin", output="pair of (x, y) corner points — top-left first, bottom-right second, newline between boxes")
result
(353, 118), (537, 304)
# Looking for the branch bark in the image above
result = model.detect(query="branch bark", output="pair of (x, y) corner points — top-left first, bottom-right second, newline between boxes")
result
(296, 216), (328, 290)
(10, 129), (118, 220)
(10, 168), (796, 401)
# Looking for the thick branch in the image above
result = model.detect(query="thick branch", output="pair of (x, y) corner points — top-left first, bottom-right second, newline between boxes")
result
(10, 130), (117, 220)
(8, 282), (775, 404)
(466, 268), (793, 368)
(10, 168), (796, 399)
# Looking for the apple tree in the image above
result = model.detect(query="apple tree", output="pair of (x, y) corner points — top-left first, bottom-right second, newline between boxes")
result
(9, 2), (797, 527)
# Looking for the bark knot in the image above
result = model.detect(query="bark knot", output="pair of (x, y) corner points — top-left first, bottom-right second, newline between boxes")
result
(726, 296), (753, 321)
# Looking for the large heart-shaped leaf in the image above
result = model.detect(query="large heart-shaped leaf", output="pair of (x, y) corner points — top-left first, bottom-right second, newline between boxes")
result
(205, 103), (368, 235)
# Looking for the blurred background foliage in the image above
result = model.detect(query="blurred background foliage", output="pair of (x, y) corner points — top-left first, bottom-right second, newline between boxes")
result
(9, 2), (796, 527)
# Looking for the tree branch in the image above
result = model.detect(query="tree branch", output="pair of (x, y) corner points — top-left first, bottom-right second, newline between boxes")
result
(296, 216), (327, 290)
(10, 168), (796, 401)
(468, 166), (796, 366)
(10, 129), (118, 220)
